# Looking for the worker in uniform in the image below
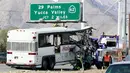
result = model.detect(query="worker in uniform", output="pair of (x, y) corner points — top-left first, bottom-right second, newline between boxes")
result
(102, 51), (112, 68)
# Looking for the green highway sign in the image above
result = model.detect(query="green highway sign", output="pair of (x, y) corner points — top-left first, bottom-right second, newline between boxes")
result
(30, 3), (81, 21)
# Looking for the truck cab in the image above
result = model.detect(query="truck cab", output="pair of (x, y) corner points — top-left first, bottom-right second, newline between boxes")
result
(94, 35), (119, 69)
(99, 35), (118, 49)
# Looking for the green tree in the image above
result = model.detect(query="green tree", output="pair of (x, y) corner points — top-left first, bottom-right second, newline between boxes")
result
(0, 29), (8, 52)
(0, 26), (18, 52)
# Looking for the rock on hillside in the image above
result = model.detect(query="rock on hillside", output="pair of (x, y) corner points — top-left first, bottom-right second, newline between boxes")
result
(0, 0), (129, 37)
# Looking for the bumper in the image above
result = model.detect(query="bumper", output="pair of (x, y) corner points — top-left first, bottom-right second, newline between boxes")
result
(6, 63), (36, 68)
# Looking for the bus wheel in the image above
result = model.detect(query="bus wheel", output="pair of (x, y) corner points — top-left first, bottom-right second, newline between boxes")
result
(84, 63), (91, 70)
(95, 62), (102, 69)
(42, 59), (48, 70)
(49, 61), (55, 70)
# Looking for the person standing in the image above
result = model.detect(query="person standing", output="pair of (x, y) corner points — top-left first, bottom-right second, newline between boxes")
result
(102, 51), (112, 68)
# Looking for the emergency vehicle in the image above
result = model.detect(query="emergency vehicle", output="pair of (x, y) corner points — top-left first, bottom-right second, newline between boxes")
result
(94, 34), (126, 69)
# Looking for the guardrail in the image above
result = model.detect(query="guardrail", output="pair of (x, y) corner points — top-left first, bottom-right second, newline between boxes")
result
(0, 52), (6, 63)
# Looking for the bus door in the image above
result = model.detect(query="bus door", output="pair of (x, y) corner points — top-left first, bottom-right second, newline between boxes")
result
(37, 34), (55, 64)
(54, 34), (63, 63)
(55, 34), (75, 63)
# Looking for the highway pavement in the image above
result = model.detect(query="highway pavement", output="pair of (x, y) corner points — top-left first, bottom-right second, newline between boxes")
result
(0, 64), (105, 73)
(0, 64), (74, 72)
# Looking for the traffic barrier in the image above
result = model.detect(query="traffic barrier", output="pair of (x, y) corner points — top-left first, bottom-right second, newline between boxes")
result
(0, 52), (6, 63)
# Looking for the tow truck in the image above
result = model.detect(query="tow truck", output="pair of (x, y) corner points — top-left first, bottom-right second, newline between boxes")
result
(94, 33), (126, 69)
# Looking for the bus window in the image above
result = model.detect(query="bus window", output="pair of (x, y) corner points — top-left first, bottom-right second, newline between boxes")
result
(49, 35), (53, 46)
(38, 34), (53, 48)
(8, 42), (34, 51)
(61, 34), (70, 44)
(57, 35), (61, 45)
(53, 34), (61, 46)
(54, 34), (61, 53)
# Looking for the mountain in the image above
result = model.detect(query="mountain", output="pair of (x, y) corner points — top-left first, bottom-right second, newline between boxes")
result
(0, 0), (129, 37)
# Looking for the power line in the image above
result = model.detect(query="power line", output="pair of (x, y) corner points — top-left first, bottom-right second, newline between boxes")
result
(84, 0), (118, 35)
(103, 0), (121, 14)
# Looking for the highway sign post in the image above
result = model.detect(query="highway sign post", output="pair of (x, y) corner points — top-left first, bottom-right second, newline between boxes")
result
(30, 3), (81, 21)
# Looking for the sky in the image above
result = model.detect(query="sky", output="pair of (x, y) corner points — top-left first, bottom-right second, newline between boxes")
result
(0, 0), (129, 37)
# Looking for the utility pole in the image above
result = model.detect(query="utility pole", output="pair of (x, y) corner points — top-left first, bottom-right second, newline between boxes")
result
(129, 14), (130, 55)
(80, 0), (85, 70)
(121, 0), (127, 41)
(124, 0), (127, 35)
(81, 0), (85, 29)
(120, 0), (127, 55)
(118, 0), (127, 55)
(124, 0), (127, 55)
(118, 0), (121, 36)
(117, 0), (121, 50)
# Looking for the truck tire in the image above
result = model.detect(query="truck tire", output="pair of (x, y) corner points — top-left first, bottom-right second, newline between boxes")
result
(42, 59), (48, 70)
(48, 61), (55, 70)
(84, 63), (91, 70)
(95, 62), (102, 69)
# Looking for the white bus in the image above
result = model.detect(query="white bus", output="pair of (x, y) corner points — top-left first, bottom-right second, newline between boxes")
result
(6, 27), (92, 70)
